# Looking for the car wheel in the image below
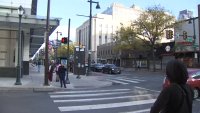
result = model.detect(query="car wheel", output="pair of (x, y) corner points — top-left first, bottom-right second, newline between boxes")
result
(193, 88), (199, 99)
(109, 70), (112, 74)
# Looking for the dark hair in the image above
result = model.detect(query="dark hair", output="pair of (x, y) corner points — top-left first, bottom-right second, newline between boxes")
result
(166, 60), (188, 84)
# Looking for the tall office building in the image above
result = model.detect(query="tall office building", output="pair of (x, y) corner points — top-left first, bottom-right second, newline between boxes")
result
(178, 9), (193, 20)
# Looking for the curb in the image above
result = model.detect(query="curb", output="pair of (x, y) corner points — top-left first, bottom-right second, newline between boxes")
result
(0, 87), (61, 92)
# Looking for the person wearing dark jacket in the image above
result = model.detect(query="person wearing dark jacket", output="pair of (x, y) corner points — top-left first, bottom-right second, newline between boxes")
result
(150, 60), (193, 113)
(58, 64), (67, 88)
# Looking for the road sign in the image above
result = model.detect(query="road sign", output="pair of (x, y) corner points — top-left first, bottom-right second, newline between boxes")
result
(186, 37), (193, 42)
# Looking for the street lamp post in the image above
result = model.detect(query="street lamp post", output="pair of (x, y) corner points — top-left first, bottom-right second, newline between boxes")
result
(87, 0), (100, 76)
(15, 5), (24, 85)
(56, 31), (62, 63)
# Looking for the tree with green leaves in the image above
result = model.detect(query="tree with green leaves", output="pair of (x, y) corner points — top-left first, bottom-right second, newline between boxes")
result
(133, 5), (175, 71)
(57, 44), (74, 58)
(115, 5), (176, 71)
(114, 24), (147, 51)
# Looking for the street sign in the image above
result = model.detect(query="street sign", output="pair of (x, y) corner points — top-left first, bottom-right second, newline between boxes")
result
(193, 44), (199, 47)
(186, 37), (193, 42)
(175, 32), (179, 38)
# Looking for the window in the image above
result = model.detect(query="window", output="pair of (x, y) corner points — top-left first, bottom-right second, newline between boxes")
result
(105, 35), (107, 43)
(99, 35), (102, 45)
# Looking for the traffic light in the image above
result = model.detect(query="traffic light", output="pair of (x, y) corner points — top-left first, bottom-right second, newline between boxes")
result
(166, 30), (169, 39)
(183, 31), (187, 40)
(61, 37), (68, 44)
(166, 30), (173, 39)
(169, 30), (173, 39)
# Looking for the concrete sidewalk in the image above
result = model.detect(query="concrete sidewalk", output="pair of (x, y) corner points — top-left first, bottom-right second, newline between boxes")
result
(0, 64), (112, 91)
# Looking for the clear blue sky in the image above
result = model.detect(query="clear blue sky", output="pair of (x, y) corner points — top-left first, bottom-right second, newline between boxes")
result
(37, 0), (200, 41)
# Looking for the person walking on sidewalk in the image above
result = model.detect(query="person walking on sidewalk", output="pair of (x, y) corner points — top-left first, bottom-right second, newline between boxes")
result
(48, 61), (55, 83)
(55, 62), (61, 82)
(58, 63), (67, 88)
(37, 59), (41, 72)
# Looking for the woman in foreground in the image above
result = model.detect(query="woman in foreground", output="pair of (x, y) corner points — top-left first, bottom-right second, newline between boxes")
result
(150, 60), (193, 113)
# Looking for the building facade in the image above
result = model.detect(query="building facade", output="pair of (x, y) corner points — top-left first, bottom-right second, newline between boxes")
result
(0, 0), (60, 77)
(76, 3), (143, 63)
(174, 17), (199, 67)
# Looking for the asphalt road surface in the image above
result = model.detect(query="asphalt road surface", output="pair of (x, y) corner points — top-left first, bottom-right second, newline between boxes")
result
(0, 71), (200, 113)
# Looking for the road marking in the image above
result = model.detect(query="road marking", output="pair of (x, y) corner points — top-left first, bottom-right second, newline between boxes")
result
(135, 86), (160, 93)
(128, 78), (146, 82)
(53, 94), (153, 103)
(58, 99), (155, 112)
(107, 79), (129, 84)
(50, 89), (130, 94)
(114, 78), (139, 83)
(50, 91), (129, 98)
(116, 77), (146, 82)
(120, 108), (150, 113)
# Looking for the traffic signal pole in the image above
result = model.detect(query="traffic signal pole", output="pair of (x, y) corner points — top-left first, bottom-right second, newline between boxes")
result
(65, 18), (70, 84)
(44, 0), (50, 86)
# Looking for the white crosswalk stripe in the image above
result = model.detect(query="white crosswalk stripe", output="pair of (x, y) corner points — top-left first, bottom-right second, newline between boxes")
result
(49, 88), (156, 113)
(50, 88), (130, 94)
(106, 79), (129, 84)
(105, 76), (146, 85)
(50, 91), (130, 98)
(53, 94), (152, 103)
(120, 108), (150, 113)
(58, 99), (155, 112)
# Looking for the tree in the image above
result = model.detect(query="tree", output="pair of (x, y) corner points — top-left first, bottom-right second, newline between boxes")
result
(57, 44), (74, 58)
(114, 24), (147, 51)
(132, 5), (175, 71)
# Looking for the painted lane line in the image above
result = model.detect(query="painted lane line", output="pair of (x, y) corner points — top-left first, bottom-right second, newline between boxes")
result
(50, 92), (129, 98)
(58, 99), (156, 112)
(120, 108), (150, 113)
(53, 94), (153, 103)
(114, 78), (139, 83)
(115, 77), (146, 82)
(127, 78), (146, 82)
(107, 79), (129, 84)
(50, 88), (130, 94)
(135, 86), (160, 93)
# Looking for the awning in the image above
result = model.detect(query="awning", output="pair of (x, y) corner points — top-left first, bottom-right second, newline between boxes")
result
(0, 13), (60, 57)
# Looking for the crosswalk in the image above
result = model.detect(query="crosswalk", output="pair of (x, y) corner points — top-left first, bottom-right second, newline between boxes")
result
(49, 88), (157, 113)
(104, 76), (146, 85)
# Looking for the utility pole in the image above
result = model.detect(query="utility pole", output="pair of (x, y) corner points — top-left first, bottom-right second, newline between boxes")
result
(44, 0), (50, 86)
(65, 18), (70, 84)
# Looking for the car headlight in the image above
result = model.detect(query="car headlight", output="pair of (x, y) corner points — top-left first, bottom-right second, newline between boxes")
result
(112, 69), (114, 70)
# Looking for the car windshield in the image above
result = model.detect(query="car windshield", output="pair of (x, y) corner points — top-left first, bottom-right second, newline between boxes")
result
(109, 64), (116, 67)
(96, 64), (103, 66)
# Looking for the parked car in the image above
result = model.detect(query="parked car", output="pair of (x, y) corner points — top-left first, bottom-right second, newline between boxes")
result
(163, 68), (200, 99)
(91, 63), (104, 72)
(102, 64), (121, 74)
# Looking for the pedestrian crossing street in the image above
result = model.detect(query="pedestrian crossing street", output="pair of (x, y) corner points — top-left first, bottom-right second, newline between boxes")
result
(103, 75), (146, 85)
(49, 88), (158, 113)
